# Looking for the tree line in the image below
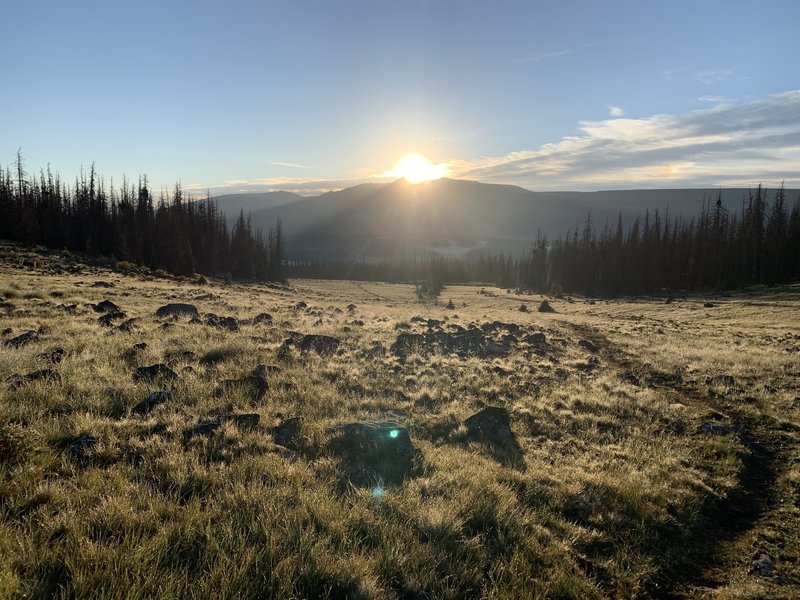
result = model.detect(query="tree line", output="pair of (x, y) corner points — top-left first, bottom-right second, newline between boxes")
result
(0, 155), (285, 281)
(291, 185), (800, 295)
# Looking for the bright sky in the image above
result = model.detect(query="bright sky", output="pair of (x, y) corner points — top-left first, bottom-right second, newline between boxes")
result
(3, 0), (799, 194)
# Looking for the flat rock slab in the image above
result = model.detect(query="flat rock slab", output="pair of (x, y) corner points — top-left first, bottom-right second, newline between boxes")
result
(156, 303), (199, 318)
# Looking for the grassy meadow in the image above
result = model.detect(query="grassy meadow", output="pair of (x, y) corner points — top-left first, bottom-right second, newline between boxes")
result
(0, 245), (798, 599)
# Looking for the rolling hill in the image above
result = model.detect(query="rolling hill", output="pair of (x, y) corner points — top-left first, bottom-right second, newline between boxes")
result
(232, 178), (797, 261)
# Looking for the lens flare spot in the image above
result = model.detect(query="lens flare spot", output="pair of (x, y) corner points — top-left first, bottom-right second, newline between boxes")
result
(389, 429), (399, 439)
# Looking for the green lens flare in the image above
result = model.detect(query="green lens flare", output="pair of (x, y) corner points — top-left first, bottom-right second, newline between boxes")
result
(389, 429), (399, 438)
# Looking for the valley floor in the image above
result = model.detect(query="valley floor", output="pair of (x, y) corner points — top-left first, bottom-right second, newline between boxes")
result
(0, 245), (798, 599)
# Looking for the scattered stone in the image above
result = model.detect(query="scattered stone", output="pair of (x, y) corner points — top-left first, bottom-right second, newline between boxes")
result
(94, 300), (120, 313)
(133, 364), (178, 383)
(98, 311), (126, 327)
(524, 332), (546, 345)
(619, 371), (641, 386)
(7, 368), (61, 389)
(706, 374), (736, 387)
(538, 300), (556, 313)
(463, 406), (524, 468)
(465, 406), (514, 439)
(220, 413), (260, 430)
(253, 312), (273, 325)
(214, 375), (268, 401)
(751, 552), (775, 577)
(91, 281), (113, 288)
(37, 324), (52, 335)
(251, 364), (282, 376)
(391, 327), (511, 360)
(272, 445), (300, 461)
(297, 334), (340, 356)
(205, 313), (239, 331)
(189, 317), (202, 324)
(133, 390), (171, 414)
(183, 421), (221, 441)
(5, 331), (39, 348)
(39, 347), (65, 364)
(155, 303), (199, 318)
(518, 303), (529, 313)
(133, 342), (148, 352)
(704, 302), (715, 308)
(347, 304), (357, 313)
(165, 350), (196, 365)
(67, 435), (99, 459)
(327, 421), (420, 485)
(295, 301), (307, 309)
(2, 327), (11, 335)
(272, 417), (302, 447)
(116, 318), (137, 332)
(578, 339), (598, 353)
(698, 422), (734, 435)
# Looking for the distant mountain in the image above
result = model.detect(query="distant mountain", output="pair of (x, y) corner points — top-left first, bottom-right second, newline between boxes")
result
(239, 178), (798, 261)
(210, 191), (304, 219)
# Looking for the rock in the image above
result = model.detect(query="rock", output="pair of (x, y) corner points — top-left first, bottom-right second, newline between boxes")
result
(524, 332), (546, 345)
(518, 303), (529, 313)
(98, 311), (126, 327)
(205, 313), (239, 331)
(39, 347), (65, 364)
(133, 342), (148, 352)
(94, 300), (120, 313)
(253, 312), (273, 325)
(297, 334), (340, 356)
(578, 339), (598, 353)
(5, 331), (39, 348)
(463, 406), (524, 468)
(117, 318), (137, 332)
(704, 302), (715, 308)
(295, 301), (307, 309)
(347, 304), (357, 313)
(133, 363), (178, 383)
(751, 552), (775, 577)
(214, 375), (268, 401)
(67, 435), (99, 459)
(390, 333), (426, 358)
(133, 390), (171, 414)
(465, 406), (514, 439)
(251, 364), (282, 376)
(164, 350), (196, 365)
(272, 417), (302, 447)
(220, 413), (260, 430)
(155, 303), (199, 318)
(327, 421), (420, 485)
(698, 422), (734, 435)
(619, 371), (641, 386)
(183, 421), (221, 441)
(7, 368), (61, 389)
(538, 300), (556, 313)
(706, 374), (736, 387)
(91, 281), (114, 288)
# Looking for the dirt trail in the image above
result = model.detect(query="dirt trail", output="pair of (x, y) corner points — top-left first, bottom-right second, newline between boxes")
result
(565, 322), (788, 598)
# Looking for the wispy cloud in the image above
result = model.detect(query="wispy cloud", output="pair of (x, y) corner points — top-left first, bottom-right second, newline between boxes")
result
(447, 90), (800, 189)
(269, 160), (314, 169)
(608, 105), (624, 117)
(695, 68), (747, 84)
(514, 36), (637, 64)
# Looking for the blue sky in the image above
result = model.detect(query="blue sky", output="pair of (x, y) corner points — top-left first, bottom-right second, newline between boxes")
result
(2, 0), (799, 193)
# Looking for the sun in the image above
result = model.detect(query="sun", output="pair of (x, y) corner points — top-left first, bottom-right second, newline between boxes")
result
(390, 153), (448, 183)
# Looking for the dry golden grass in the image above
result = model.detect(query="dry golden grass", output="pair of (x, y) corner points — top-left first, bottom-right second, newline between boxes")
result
(0, 245), (798, 599)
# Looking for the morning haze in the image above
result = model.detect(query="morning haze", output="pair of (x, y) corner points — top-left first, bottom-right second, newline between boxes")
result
(1, 1), (799, 598)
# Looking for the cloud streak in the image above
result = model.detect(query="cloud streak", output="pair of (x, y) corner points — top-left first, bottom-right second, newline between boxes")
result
(448, 91), (800, 189)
